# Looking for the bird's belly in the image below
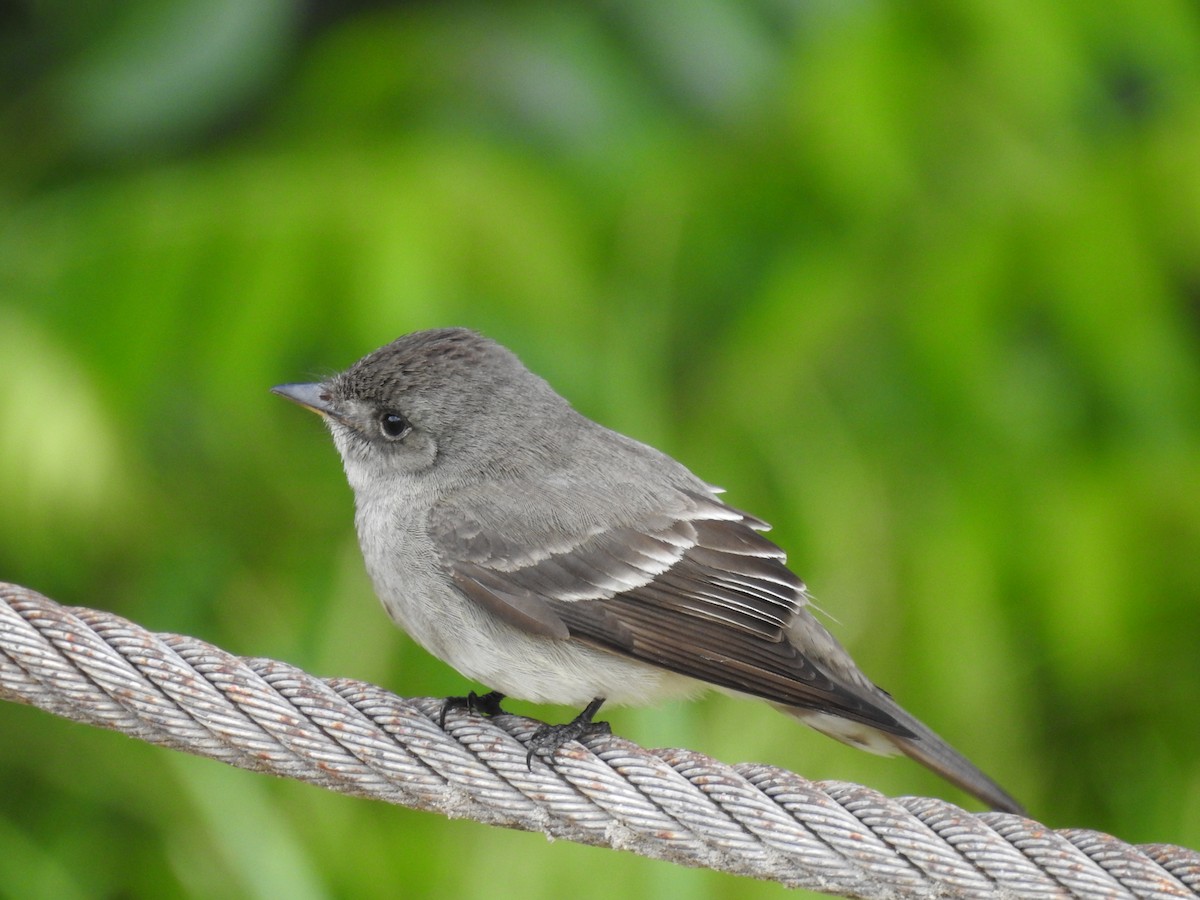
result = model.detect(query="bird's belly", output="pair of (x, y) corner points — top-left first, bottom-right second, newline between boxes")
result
(356, 500), (701, 707)
(438, 625), (703, 708)
(375, 567), (698, 706)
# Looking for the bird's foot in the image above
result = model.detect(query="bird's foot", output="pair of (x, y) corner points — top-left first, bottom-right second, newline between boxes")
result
(526, 697), (610, 768)
(438, 690), (507, 729)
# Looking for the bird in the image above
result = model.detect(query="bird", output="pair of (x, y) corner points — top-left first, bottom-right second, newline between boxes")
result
(272, 327), (1022, 814)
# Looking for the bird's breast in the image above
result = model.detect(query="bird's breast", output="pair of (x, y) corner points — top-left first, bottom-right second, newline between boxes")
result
(350, 491), (701, 707)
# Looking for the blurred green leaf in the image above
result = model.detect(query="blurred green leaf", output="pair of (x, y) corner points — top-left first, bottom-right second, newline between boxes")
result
(2, 1), (1199, 896)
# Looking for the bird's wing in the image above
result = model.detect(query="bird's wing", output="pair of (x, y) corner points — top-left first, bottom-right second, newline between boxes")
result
(429, 479), (909, 734)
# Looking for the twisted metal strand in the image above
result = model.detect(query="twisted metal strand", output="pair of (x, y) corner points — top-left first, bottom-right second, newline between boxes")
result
(1, 582), (1195, 899)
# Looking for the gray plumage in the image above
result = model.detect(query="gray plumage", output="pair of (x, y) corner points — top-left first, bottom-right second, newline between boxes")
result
(272, 327), (1022, 814)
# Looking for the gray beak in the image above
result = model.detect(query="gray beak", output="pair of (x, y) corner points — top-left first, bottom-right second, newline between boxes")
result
(271, 382), (336, 417)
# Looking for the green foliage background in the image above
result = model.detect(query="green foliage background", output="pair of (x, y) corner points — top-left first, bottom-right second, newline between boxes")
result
(3, 1), (1199, 897)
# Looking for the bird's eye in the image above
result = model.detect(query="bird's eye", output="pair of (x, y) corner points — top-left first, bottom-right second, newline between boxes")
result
(378, 411), (411, 440)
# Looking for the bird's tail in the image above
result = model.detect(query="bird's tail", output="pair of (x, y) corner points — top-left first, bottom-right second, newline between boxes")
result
(886, 705), (1024, 815)
(784, 700), (1024, 815)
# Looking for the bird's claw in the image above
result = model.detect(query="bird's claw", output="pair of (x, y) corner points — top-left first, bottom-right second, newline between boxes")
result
(525, 697), (610, 768)
(438, 690), (507, 729)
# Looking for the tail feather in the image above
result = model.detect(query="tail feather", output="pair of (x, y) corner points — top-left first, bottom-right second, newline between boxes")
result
(784, 701), (1024, 815)
(779, 609), (1023, 814)
(887, 711), (1024, 814)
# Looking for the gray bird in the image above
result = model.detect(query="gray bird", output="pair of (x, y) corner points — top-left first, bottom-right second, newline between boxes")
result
(273, 327), (1022, 814)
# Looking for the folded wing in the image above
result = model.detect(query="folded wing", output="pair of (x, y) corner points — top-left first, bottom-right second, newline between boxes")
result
(430, 481), (910, 735)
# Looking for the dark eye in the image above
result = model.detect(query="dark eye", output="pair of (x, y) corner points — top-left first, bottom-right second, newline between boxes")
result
(378, 411), (411, 440)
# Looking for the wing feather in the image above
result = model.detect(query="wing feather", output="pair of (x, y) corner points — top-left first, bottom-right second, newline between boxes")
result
(430, 480), (909, 735)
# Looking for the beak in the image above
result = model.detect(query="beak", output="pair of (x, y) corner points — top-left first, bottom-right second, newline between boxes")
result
(271, 382), (336, 417)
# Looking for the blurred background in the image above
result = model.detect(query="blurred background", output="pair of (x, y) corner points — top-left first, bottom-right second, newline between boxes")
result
(2, 1), (1199, 897)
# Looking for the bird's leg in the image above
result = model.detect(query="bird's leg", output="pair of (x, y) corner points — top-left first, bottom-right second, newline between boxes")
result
(438, 690), (508, 729)
(526, 697), (611, 767)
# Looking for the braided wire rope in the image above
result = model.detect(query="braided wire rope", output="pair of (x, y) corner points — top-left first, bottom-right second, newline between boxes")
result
(1, 582), (1196, 899)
